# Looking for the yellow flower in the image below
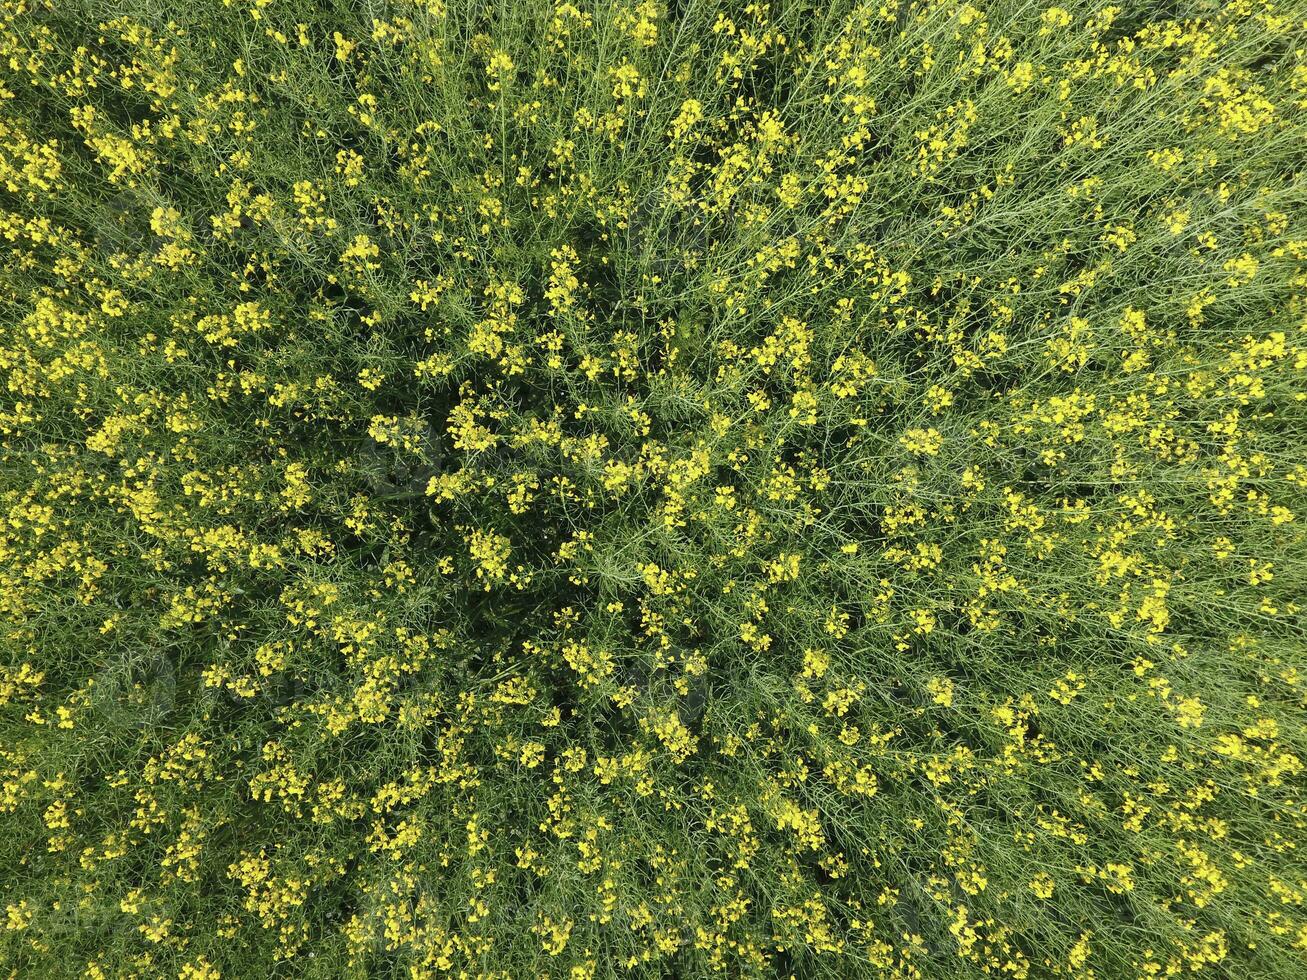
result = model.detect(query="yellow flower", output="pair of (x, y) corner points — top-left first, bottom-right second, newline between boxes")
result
(1028, 872), (1055, 899)
(900, 427), (943, 456)
(467, 529), (512, 588)
(927, 676), (955, 707)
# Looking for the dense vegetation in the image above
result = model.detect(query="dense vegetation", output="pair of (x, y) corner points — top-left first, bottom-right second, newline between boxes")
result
(2, 1), (1305, 977)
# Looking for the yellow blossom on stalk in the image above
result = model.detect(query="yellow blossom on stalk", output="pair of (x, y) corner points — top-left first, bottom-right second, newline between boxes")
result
(4, 900), (32, 931)
(668, 98), (703, 141)
(467, 529), (511, 588)
(533, 914), (573, 955)
(1028, 873), (1055, 899)
(609, 62), (645, 101)
(1174, 696), (1206, 729)
(927, 676), (955, 707)
(486, 50), (515, 91)
(178, 957), (222, 980)
(900, 427), (943, 456)
(519, 741), (546, 768)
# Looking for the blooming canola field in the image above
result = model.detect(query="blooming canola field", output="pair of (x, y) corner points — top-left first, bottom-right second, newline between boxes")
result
(1, 1), (1306, 978)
